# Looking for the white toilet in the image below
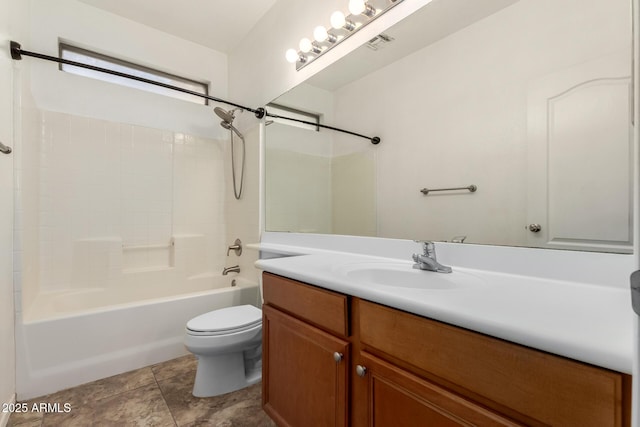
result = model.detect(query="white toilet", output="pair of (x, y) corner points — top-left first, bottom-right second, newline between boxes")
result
(184, 304), (262, 397)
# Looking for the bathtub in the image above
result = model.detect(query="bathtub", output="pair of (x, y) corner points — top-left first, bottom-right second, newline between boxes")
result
(16, 274), (260, 400)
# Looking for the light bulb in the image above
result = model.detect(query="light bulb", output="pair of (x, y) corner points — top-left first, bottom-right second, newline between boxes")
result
(285, 49), (299, 63)
(313, 26), (329, 43)
(330, 11), (346, 29)
(348, 0), (366, 15)
(299, 38), (312, 53)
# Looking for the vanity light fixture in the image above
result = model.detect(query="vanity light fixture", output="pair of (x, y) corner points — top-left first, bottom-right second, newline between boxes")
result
(349, 0), (376, 17)
(285, 0), (405, 71)
(299, 38), (322, 55)
(313, 26), (337, 44)
(285, 48), (302, 63)
(330, 11), (355, 31)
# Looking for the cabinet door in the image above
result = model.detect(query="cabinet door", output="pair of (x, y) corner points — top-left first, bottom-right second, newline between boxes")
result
(356, 352), (521, 427)
(263, 304), (349, 427)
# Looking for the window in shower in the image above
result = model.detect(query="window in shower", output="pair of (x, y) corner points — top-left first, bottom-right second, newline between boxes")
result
(59, 42), (209, 105)
(267, 103), (321, 131)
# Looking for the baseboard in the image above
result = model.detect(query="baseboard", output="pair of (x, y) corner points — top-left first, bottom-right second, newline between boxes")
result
(0, 393), (16, 427)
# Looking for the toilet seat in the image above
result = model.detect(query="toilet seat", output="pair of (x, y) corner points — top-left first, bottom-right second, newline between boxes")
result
(186, 305), (262, 336)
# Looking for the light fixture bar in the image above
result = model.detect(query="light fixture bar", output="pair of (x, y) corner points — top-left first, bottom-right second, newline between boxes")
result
(288, 0), (405, 71)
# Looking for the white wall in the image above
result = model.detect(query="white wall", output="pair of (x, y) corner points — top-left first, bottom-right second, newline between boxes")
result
(331, 0), (630, 245)
(24, 0), (227, 139)
(0, 1), (16, 424)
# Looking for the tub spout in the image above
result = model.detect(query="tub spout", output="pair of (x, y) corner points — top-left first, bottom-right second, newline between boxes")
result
(222, 265), (240, 275)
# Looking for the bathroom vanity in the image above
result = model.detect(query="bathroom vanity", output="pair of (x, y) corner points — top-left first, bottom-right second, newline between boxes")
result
(261, 271), (632, 427)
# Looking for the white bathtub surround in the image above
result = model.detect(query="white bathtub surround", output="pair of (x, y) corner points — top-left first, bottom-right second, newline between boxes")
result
(17, 110), (227, 302)
(11, 109), (257, 400)
(224, 124), (262, 284)
(255, 232), (635, 373)
(15, 108), (230, 310)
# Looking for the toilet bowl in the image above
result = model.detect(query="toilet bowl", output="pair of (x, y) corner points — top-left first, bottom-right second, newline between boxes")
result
(184, 304), (262, 397)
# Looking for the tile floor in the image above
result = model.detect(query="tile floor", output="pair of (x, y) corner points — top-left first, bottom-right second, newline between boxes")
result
(8, 355), (276, 427)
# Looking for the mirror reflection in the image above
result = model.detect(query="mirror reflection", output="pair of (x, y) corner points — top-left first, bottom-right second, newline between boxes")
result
(266, 0), (633, 253)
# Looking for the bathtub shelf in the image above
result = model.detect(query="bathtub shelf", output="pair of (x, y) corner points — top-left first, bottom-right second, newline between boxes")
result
(122, 239), (175, 251)
(122, 239), (175, 272)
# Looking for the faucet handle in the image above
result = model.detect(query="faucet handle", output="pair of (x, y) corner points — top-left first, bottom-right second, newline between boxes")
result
(413, 240), (434, 255)
(226, 238), (243, 256)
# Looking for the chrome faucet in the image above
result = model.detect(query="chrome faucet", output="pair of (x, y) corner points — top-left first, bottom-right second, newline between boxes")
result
(222, 265), (240, 275)
(412, 241), (452, 273)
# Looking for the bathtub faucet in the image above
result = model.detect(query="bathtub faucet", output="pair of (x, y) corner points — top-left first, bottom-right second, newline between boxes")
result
(222, 265), (240, 275)
(227, 238), (242, 256)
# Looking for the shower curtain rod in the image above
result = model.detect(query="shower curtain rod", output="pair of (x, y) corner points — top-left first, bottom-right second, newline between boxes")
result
(10, 41), (381, 145)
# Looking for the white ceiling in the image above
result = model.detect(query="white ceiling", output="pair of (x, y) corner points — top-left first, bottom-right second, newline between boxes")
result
(78, 0), (277, 53)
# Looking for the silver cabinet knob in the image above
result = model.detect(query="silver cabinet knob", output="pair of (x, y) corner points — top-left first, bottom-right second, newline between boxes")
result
(333, 352), (343, 363)
(528, 224), (542, 233)
(356, 365), (367, 377)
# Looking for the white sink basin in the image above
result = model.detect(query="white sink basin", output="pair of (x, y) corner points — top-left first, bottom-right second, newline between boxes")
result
(335, 262), (485, 290)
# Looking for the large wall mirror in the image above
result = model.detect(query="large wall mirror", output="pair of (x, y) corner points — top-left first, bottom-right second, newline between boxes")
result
(265, 0), (633, 253)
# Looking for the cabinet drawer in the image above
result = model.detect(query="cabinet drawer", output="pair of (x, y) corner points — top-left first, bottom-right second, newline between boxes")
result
(358, 299), (630, 427)
(263, 272), (349, 337)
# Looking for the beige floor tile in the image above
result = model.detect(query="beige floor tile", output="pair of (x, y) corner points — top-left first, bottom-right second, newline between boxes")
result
(7, 398), (44, 426)
(7, 411), (43, 427)
(9, 356), (273, 427)
(152, 354), (198, 382)
(92, 383), (176, 427)
(157, 373), (229, 426)
(44, 367), (156, 408)
(41, 403), (94, 427)
(7, 417), (43, 427)
(181, 384), (275, 427)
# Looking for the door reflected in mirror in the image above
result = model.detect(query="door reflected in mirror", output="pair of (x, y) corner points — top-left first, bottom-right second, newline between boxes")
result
(265, 0), (633, 253)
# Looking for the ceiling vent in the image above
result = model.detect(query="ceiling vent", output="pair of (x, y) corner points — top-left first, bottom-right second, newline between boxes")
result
(366, 33), (395, 51)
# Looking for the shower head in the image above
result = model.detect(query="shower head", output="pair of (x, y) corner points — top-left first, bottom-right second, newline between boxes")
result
(215, 106), (245, 139)
(214, 106), (243, 124)
(214, 106), (234, 123)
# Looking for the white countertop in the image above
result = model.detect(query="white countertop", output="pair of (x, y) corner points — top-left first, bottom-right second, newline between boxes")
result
(255, 248), (634, 374)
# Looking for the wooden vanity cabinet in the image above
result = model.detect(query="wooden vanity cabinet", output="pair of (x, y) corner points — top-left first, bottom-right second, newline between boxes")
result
(262, 273), (350, 427)
(262, 305), (349, 427)
(262, 273), (632, 427)
(354, 299), (631, 427)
